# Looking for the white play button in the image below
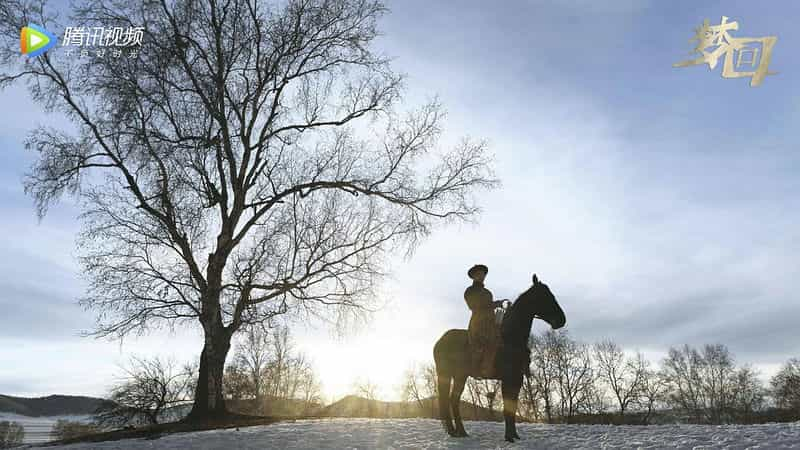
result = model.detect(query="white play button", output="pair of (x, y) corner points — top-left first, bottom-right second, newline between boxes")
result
(30, 34), (42, 47)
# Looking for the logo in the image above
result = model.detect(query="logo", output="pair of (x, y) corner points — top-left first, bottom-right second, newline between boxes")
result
(20, 23), (56, 57)
(673, 16), (777, 87)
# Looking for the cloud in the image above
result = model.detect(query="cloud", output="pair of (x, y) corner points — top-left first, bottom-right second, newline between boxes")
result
(0, 278), (87, 340)
(2, 0), (800, 399)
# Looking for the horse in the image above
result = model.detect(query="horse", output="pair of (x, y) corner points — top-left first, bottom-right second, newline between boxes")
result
(433, 274), (566, 442)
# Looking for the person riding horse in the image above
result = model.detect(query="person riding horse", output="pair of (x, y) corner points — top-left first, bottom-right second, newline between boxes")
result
(437, 272), (566, 441)
(464, 264), (508, 378)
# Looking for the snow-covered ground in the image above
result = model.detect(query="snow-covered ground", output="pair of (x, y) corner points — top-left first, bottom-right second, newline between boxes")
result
(25, 418), (800, 449)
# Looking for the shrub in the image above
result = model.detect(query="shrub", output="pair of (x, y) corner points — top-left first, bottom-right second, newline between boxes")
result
(50, 419), (100, 441)
(0, 421), (24, 448)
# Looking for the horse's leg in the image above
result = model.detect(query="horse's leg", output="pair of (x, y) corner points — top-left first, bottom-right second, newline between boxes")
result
(437, 373), (456, 436)
(502, 371), (524, 442)
(450, 375), (469, 437)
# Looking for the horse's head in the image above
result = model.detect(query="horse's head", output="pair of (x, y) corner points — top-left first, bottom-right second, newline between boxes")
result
(515, 274), (566, 329)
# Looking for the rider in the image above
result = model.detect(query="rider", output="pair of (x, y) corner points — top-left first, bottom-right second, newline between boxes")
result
(464, 264), (508, 378)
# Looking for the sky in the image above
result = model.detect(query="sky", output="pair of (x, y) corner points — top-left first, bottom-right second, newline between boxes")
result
(2, 0), (800, 402)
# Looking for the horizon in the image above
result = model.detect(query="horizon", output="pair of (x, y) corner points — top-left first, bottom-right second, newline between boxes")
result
(2, 0), (800, 407)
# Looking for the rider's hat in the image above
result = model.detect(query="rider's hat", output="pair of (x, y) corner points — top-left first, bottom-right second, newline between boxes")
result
(467, 264), (488, 280)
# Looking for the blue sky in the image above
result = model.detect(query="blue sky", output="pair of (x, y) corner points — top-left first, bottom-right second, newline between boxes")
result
(2, 0), (800, 401)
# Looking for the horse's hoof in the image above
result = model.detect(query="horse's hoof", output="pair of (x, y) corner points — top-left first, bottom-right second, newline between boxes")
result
(455, 431), (469, 438)
(505, 437), (515, 443)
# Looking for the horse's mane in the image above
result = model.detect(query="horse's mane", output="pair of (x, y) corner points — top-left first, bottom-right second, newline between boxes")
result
(501, 284), (537, 334)
(508, 284), (536, 313)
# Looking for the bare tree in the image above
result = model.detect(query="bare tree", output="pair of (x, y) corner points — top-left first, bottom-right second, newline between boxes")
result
(593, 340), (646, 420)
(401, 362), (436, 416)
(528, 333), (558, 422)
(401, 366), (424, 411)
(230, 325), (271, 412)
(224, 323), (321, 415)
(518, 371), (542, 421)
(352, 378), (379, 417)
(530, 331), (595, 423)
(262, 325), (317, 405)
(637, 368), (668, 425)
(264, 327), (291, 400)
(353, 379), (378, 401)
(527, 333), (599, 423)
(730, 365), (765, 423)
(584, 383), (610, 416)
(280, 350), (312, 401)
(663, 344), (737, 424)
(464, 378), (483, 419)
(483, 380), (501, 415)
(464, 378), (500, 420)
(94, 356), (194, 426)
(699, 344), (736, 424)
(222, 363), (252, 402)
(296, 362), (323, 414)
(0, 0), (497, 419)
(553, 336), (595, 422)
(772, 358), (800, 414)
(421, 364), (438, 417)
(662, 345), (704, 422)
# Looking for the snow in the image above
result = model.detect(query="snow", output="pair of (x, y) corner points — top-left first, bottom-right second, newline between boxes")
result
(27, 418), (800, 449)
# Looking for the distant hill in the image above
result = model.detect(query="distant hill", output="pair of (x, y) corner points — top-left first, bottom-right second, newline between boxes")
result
(0, 393), (502, 421)
(319, 395), (504, 421)
(0, 394), (112, 417)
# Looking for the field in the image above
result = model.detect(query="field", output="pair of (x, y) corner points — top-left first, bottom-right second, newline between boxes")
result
(21, 418), (800, 449)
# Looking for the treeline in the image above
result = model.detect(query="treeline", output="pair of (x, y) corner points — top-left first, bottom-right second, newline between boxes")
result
(404, 331), (800, 425)
(400, 364), (507, 421)
(525, 332), (800, 424)
(80, 325), (321, 436)
(222, 325), (323, 416)
(42, 328), (800, 439)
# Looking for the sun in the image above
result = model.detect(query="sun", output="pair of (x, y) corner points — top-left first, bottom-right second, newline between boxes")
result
(296, 301), (443, 402)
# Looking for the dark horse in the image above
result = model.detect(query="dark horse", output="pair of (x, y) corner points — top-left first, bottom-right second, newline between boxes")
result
(433, 274), (566, 442)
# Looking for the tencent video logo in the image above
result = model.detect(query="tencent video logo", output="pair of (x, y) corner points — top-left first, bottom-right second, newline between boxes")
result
(20, 23), (56, 57)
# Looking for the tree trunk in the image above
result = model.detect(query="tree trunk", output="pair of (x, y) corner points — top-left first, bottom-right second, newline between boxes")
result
(544, 397), (552, 423)
(643, 404), (652, 425)
(188, 321), (232, 420)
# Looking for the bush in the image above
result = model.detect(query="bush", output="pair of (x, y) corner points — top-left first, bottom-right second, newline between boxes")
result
(50, 419), (100, 441)
(0, 421), (24, 448)
(94, 356), (194, 427)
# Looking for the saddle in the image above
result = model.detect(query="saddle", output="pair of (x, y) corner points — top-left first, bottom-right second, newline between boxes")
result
(469, 307), (506, 379)
(470, 306), (531, 379)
